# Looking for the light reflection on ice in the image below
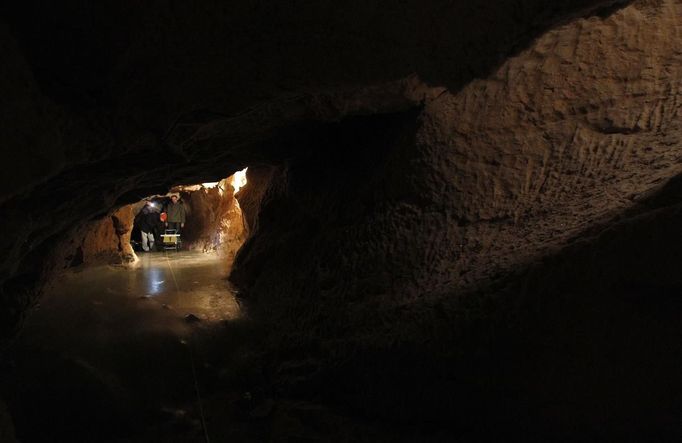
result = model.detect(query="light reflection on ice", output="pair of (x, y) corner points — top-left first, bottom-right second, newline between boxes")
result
(145, 266), (165, 295)
(55, 251), (241, 326)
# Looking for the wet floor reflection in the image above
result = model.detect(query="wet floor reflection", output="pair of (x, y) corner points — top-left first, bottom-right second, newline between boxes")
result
(1, 251), (241, 442)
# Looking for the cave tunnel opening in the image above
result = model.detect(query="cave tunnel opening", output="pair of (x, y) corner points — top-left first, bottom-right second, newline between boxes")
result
(128, 168), (249, 257)
(1, 169), (260, 442)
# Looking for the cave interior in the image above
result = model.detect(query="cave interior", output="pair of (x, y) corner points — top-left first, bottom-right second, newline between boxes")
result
(1, 0), (682, 441)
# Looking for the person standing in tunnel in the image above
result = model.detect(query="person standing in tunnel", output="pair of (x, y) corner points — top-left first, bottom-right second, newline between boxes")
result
(165, 195), (186, 233)
(135, 201), (161, 252)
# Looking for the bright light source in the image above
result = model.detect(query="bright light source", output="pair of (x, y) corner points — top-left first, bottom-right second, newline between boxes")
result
(231, 168), (248, 194)
(202, 182), (220, 188)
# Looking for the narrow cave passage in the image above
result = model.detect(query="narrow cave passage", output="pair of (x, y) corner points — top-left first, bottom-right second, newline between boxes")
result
(0, 174), (256, 442)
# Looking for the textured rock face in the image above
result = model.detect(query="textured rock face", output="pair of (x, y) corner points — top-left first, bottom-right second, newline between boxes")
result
(234, 0), (682, 310)
(228, 1), (682, 434)
(77, 206), (137, 266)
(173, 180), (247, 258)
(413, 0), (682, 288)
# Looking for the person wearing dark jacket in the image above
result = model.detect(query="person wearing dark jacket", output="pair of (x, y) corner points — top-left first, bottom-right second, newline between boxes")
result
(165, 195), (186, 233)
(135, 201), (161, 252)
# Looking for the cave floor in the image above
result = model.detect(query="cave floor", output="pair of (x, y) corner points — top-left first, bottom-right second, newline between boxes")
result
(0, 251), (257, 442)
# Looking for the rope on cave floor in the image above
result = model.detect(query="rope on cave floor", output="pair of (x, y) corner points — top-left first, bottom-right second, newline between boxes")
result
(164, 250), (211, 443)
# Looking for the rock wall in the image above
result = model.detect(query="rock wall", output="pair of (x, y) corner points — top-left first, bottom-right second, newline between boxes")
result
(174, 180), (247, 260)
(233, 0), (682, 323)
(229, 1), (682, 436)
(77, 206), (137, 266)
